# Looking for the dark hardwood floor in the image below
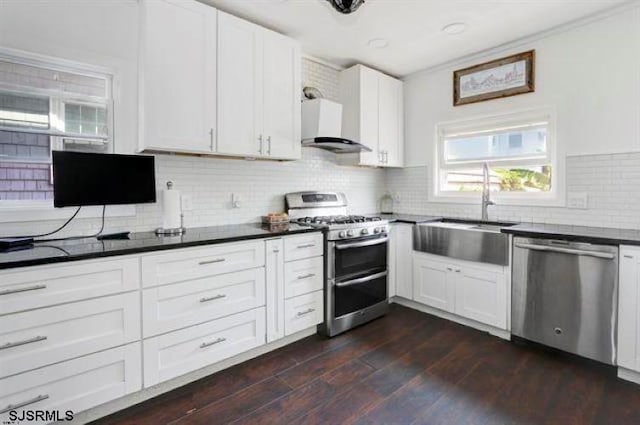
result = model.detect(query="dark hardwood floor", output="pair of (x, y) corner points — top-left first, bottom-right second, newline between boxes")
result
(92, 305), (640, 425)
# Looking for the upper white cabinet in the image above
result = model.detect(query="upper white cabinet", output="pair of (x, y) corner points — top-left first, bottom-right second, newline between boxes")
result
(139, 3), (301, 160)
(217, 11), (301, 160)
(139, 0), (216, 153)
(339, 64), (404, 167)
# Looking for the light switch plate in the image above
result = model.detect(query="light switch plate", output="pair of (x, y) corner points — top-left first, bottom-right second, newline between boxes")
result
(181, 195), (194, 211)
(567, 192), (588, 209)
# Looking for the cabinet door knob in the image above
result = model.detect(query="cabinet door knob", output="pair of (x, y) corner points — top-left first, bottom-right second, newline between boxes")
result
(258, 134), (264, 154)
(267, 136), (272, 155)
(209, 128), (215, 150)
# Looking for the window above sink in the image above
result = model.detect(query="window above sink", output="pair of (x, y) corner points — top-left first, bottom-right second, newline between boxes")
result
(431, 107), (564, 207)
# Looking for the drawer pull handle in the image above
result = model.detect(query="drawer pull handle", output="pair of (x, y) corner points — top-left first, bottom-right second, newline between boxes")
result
(297, 308), (315, 317)
(0, 394), (49, 414)
(0, 335), (47, 351)
(200, 294), (226, 303)
(200, 337), (226, 349)
(624, 255), (634, 259)
(0, 284), (47, 296)
(297, 273), (316, 280)
(297, 244), (315, 249)
(199, 258), (225, 266)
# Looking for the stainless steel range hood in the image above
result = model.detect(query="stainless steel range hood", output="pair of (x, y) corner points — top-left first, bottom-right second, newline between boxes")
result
(301, 99), (371, 153)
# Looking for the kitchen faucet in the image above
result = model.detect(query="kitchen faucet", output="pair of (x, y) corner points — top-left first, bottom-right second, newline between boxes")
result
(481, 162), (494, 221)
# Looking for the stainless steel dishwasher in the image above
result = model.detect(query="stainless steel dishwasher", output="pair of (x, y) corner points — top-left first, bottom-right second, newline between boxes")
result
(512, 237), (618, 364)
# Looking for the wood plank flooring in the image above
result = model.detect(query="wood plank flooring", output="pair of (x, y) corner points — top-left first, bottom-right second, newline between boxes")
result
(92, 305), (640, 425)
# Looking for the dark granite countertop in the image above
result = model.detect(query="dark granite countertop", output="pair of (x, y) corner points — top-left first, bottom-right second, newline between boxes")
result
(501, 223), (640, 246)
(0, 223), (322, 270)
(373, 213), (443, 224)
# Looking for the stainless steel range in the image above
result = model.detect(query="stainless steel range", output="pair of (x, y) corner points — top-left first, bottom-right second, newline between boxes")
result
(285, 191), (389, 337)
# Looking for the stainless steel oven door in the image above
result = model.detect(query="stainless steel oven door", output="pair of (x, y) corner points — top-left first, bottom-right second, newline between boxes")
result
(334, 270), (388, 318)
(331, 235), (388, 280)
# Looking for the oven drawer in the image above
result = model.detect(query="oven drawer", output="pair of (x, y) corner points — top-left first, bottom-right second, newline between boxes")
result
(284, 233), (323, 262)
(142, 268), (266, 337)
(143, 308), (266, 386)
(0, 256), (140, 316)
(284, 257), (323, 299)
(284, 291), (324, 336)
(0, 343), (141, 424)
(0, 292), (140, 379)
(141, 241), (265, 288)
(334, 270), (388, 319)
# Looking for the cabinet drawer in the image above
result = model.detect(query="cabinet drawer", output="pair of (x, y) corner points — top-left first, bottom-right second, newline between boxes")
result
(0, 257), (140, 315)
(143, 268), (266, 337)
(284, 257), (323, 299)
(143, 307), (266, 386)
(284, 233), (323, 262)
(0, 292), (140, 378)
(284, 291), (323, 336)
(141, 241), (265, 288)
(0, 343), (141, 424)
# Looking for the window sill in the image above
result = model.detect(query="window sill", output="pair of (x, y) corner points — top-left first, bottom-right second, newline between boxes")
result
(0, 202), (136, 223)
(428, 193), (565, 208)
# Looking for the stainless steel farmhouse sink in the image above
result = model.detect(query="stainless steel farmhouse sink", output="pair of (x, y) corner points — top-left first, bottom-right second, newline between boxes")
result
(413, 219), (517, 266)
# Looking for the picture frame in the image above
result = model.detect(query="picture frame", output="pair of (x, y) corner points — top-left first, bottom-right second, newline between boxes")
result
(453, 50), (535, 106)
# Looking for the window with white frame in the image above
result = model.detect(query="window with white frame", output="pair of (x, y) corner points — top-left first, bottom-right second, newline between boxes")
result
(0, 55), (112, 202)
(433, 109), (558, 203)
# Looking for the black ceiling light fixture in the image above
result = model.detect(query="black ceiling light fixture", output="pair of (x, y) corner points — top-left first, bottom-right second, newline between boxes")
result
(326, 0), (366, 14)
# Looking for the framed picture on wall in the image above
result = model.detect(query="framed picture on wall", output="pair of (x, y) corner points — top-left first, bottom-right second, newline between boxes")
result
(453, 50), (535, 106)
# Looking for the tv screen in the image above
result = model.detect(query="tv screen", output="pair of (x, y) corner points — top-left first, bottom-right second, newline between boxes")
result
(53, 151), (156, 208)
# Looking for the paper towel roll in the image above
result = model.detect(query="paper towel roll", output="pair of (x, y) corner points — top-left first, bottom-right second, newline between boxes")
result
(161, 184), (182, 230)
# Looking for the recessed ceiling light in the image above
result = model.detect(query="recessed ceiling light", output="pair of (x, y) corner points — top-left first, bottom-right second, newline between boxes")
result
(442, 22), (468, 35)
(368, 38), (389, 49)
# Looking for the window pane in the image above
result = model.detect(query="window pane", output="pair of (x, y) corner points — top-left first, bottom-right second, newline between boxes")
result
(0, 92), (50, 130)
(0, 162), (53, 201)
(64, 103), (108, 137)
(445, 126), (547, 163)
(441, 165), (552, 193)
(0, 130), (51, 162)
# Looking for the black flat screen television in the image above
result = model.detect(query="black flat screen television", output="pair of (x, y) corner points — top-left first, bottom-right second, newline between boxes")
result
(52, 151), (156, 208)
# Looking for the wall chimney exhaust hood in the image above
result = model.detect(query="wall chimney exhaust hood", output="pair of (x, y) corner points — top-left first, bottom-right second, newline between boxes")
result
(301, 99), (371, 153)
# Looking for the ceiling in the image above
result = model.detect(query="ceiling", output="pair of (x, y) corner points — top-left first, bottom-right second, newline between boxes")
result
(203, 0), (627, 77)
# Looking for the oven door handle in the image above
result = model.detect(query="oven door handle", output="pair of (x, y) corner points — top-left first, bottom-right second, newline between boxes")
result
(335, 271), (388, 288)
(335, 237), (388, 250)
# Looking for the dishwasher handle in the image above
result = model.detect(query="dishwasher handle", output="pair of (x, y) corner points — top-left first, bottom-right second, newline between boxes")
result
(515, 242), (616, 260)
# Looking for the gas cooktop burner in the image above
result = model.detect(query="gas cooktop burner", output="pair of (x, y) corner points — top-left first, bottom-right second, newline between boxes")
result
(295, 215), (383, 226)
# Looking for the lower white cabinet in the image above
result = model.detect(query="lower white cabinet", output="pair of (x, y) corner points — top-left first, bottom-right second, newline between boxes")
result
(390, 223), (414, 299)
(142, 268), (266, 337)
(0, 343), (141, 424)
(265, 239), (285, 343)
(284, 257), (323, 299)
(143, 308), (266, 386)
(412, 252), (508, 330)
(619, 246), (640, 372)
(1, 292), (140, 379)
(284, 291), (324, 336)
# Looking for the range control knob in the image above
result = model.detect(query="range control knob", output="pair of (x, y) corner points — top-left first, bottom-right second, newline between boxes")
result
(346, 230), (354, 237)
(373, 227), (381, 234)
(338, 231), (346, 238)
(361, 228), (369, 236)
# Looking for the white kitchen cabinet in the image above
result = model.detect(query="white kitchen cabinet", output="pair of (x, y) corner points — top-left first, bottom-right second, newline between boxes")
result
(413, 254), (455, 312)
(0, 343), (141, 425)
(284, 290), (324, 336)
(265, 239), (285, 343)
(395, 224), (414, 299)
(143, 308), (266, 386)
(412, 251), (508, 330)
(1, 292), (140, 378)
(339, 64), (404, 168)
(618, 246), (640, 373)
(139, 0), (216, 153)
(388, 225), (397, 298)
(217, 11), (301, 160)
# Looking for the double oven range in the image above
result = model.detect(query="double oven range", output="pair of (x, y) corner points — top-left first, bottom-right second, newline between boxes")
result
(286, 192), (389, 337)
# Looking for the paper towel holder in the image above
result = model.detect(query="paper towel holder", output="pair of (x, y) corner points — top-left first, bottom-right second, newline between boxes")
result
(155, 181), (186, 236)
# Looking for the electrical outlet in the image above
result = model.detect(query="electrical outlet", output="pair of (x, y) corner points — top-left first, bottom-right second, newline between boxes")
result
(180, 195), (194, 211)
(567, 192), (588, 209)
